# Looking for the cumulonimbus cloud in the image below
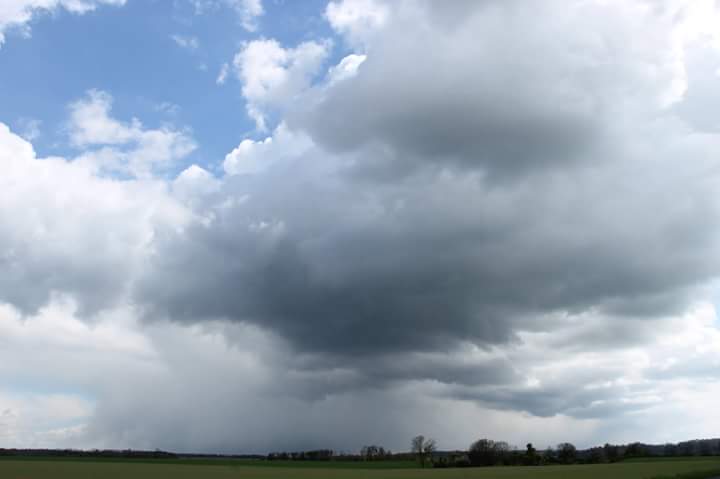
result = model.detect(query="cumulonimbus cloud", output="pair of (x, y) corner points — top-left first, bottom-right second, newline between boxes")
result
(3, 0), (720, 451)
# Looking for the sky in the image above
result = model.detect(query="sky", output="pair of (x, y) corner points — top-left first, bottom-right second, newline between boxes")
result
(1, 0), (720, 455)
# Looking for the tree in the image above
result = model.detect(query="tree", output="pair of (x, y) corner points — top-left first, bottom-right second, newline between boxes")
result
(604, 443), (619, 463)
(543, 446), (556, 464)
(360, 445), (385, 461)
(411, 435), (437, 468)
(663, 443), (678, 457)
(700, 441), (712, 456)
(588, 447), (606, 464)
(524, 443), (538, 465)
(468, 439), (509, 467)
(625, 442), (644, 457)
(557, 443), (577, 464)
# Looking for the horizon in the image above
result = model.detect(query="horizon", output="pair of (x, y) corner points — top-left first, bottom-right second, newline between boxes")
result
(4, 436), (720, 457)
(2, 0), (720, 456)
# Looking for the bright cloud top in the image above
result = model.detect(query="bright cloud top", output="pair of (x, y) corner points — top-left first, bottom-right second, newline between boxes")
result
(233, 38), (331, 130)
(68, 90), (196, 178)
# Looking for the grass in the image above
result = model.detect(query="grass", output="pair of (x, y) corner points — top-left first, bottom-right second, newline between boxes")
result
(650, 467), (720, 479)
(625, 457), (720, 463)
(0, 456), (417, 468)
(1, 457), (719, 478)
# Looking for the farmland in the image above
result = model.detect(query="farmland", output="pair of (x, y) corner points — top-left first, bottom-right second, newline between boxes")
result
(1, 457), (720, 479)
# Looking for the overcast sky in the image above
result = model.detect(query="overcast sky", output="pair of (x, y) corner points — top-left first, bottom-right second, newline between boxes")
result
(2, 0), (720, 454)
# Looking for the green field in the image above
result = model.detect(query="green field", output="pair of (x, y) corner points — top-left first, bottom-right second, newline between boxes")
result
(1, 457), (720, 479)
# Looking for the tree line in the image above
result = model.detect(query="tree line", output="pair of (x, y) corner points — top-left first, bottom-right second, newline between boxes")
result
(0, 448), (180, 459)
(422, 437), (720, 468)
(265, 436), (720, 468)
(2, 437), (718, 467)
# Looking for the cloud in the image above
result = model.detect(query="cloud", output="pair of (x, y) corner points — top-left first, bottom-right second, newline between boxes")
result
(68, 90), (138, 146)
(184, 0), (263, 30)
(155, 102), (181, 116)
(171, 34), (199, 51)
(0, 121), (189, 315)
(232, 38), (331, 130)
(223, 122), (311, 175)
(0, 291), (604, 452)
(216, 62), (229, 85)
(0, 390), (93, 448)
(173, 164), (220, 205)
(326, 53), (366, 85)
(3, 294), (720, 451)
(68, 90), (196, 178)
(232, 0), (263, 32)
(325, 0), (389, 49)
(15, 117), (41, 141)
(0, 0), (125, 47)
(295, 1), (693, 179)
(135, 0), (720, 419)
(4, 0), (720, 454)
(138, 112), (720, 359)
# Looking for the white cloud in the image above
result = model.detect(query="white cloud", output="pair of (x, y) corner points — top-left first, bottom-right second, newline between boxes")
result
(233, 38), (331, 130)
(68, 90), (196, 178)
(0, 390), (93, 448)
(325, 0), (389, 48)
(216, 62), (229, 85)
(171, 34), (199, 51)
(68, 90), (137, 146)
(327, 53), (366, 85)
(16, 117), (41, 141)
(173, 164), (220, 203)
(0, 298), (159, 448)
(233, 0), (263, 32)
(223, 123), (311, 175)
(188, 0), (215, 15)
(155, 102), (181, 116)
(0, 0), (125, 47)
(0, 122), (188, 448)
(0, 121), (189, 314)
(223, 137), (272, 175)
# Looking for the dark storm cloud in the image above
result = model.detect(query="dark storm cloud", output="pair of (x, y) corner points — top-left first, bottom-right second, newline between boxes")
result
(452, 384), (654, 419)
(136, 119), (720, 377)
(287, 351), (524, 395)
(5, 0), (720, 455)
(147, 62), (720, 308)
(93, 2), (720, 422)
(3, 0), (717, 428)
